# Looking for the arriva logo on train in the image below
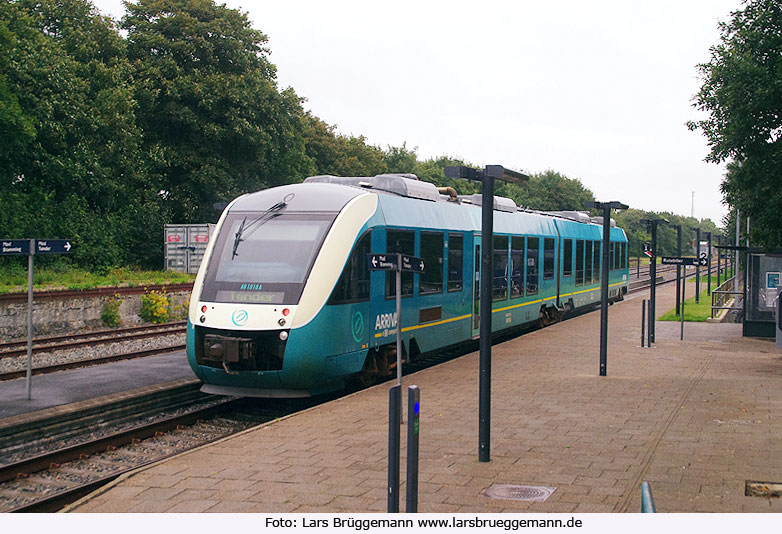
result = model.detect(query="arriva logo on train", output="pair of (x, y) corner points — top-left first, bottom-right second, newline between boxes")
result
(375, 312), (398, 337)
(232, 309), (249, 326)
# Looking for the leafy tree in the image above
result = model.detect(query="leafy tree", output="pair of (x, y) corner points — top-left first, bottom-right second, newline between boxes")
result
(0, 0), (150, 269)
(688, 0), (782, 248)
(122, 0), (312, 223)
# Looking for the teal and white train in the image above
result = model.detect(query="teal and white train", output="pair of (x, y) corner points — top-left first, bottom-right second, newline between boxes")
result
(186, 174), (629, 397)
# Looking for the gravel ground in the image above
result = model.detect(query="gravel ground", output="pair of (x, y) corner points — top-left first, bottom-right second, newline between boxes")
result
(0, 333), (185, 374)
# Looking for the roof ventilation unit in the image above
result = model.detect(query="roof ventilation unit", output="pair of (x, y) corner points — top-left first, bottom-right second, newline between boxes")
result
(459, 194), (517, 213)
(542, 211), (592, 224)
(304, 173), (440, 201)
(589, 216), (617, 227)
(371, 174), (440, 201)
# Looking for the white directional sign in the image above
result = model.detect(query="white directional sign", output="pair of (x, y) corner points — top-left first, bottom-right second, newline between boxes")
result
(35, 239), (73, 254)
(368, 253), (425, 273)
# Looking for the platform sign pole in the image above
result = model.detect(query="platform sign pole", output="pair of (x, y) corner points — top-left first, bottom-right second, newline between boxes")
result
(26, 239), (34, 400)
(680, 267), (686, 341)
(395, 260), (402, 388)
(706, 232), (712, 296)
(695, 228), (701, 303)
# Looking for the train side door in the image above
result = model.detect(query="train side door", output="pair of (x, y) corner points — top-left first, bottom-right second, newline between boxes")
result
(472, 237), (481, 337)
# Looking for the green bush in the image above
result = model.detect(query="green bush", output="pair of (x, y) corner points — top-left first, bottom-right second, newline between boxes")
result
(140, 290), (170, 324)
(102, 298), (122, 328)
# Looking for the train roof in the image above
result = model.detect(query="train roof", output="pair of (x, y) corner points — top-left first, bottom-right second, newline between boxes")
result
(303, 173), (620, 228)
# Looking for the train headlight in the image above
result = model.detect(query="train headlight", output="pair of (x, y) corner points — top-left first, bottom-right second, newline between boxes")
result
(278, 318), (286, 326)
(279, 331), (288, 341)
(199, 315), (206, 323)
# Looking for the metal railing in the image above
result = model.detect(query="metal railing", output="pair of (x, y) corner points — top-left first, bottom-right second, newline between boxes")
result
(711, 271), (744, 318)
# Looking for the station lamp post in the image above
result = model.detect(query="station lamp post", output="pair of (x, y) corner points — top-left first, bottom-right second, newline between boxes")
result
(640, 218), (668, 343)
(586, 201), (628, 376)
(669, 224), (683, 316)
(444, 165), (528, 463)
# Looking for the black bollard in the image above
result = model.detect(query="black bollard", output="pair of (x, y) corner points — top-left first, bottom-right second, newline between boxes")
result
(387, 385), (401, 513)
(405, 386), (420, 513)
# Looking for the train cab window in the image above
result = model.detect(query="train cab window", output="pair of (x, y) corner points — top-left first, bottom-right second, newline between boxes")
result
(386, 229), (414, 298)
(585, 240), (593, 285)
(448, 233), (464, 292)
(493, 235), (509, 301)
(329, 231), (371, 304)
(593, 241), (601, 283)
(575, 240), (585, 286)
(510, 236), (524, 298)
(543, 238), (555, 280)
(563, 239), (573, 277)
(420, 232), (444, 295)
(526, 237), (539, 295)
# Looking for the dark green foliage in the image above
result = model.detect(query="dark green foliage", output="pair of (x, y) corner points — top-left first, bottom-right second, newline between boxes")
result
(688, 0), (782, 249)
(612, 209), (721, 259)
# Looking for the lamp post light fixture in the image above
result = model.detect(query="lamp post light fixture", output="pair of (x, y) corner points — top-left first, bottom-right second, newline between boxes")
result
(444, 165), (529, 463)
(585, 201), (629, 376)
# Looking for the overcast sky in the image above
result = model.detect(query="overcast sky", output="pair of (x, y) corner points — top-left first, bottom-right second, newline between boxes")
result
(92, 0), (741, 225)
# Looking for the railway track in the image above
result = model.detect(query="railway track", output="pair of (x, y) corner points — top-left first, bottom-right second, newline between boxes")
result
(0, 344), (186, 382)
(0, 322), (186, 359)
(0, 382), (325, 513)
(0, 283), (194, 304)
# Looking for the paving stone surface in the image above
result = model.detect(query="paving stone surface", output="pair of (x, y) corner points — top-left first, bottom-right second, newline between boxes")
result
(65, 283), (782, 513)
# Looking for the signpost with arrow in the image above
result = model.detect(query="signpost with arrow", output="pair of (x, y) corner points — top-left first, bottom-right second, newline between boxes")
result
(1, 238), (74, 400)
(367, 252), (424, 513)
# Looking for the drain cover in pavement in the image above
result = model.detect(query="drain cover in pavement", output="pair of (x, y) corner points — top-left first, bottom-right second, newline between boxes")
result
(483, 484), (556, 502)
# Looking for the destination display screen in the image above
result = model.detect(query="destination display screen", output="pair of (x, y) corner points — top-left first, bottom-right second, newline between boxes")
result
(215, 290), (285, 304)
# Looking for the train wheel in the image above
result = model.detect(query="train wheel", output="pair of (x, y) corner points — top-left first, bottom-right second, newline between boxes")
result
(357, 349), (380, 387)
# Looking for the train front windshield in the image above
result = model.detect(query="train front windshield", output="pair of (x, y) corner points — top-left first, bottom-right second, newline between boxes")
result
(200, 212), (336, 304)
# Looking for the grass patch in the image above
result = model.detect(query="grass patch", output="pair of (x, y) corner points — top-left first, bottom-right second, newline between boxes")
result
(659, 277), (719, 322)
(0, 264), (195, 294)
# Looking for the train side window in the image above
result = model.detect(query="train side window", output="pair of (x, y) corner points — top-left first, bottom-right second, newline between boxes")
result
(448, 233), (463, 292)
(585, 240), (593, 285)
(386, 229), (414, 298)
(563, 239), (573, 277)
(593, 241), (601, 283)
(328, 231), (371, 304)
(621, 242), (627, 269)
(420, 231), (444, 295)
(510, 236), (524, 298)
(543, 238), (555, 279)
(493, 235), (509, 301)
(526, 236), (539, 295)
(610, 242), (616, 271)
(575, 240), (585, 286)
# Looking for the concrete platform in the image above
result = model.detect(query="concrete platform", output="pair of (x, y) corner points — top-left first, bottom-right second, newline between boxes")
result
(0, 351), (195, 422)
(66, 284), (782, 513)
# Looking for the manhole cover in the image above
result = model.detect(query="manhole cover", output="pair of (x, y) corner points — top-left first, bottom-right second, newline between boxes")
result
(483, 484), (556, 502)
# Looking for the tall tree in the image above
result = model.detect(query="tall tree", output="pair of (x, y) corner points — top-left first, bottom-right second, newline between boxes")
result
(0, 0), (150, 269)
(123, 0), (312, 223)
(688, 0), (782, 248)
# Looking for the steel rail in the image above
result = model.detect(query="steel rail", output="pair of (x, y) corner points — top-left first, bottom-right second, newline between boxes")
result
(0, 321), (186, 352)
(0, 344), (186, 381)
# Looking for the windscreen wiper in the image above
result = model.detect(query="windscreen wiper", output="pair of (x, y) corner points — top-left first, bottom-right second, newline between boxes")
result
(231, 193), (294, 260)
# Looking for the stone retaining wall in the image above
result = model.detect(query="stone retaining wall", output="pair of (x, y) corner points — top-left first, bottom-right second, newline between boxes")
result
(0, 291), (191, 340)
